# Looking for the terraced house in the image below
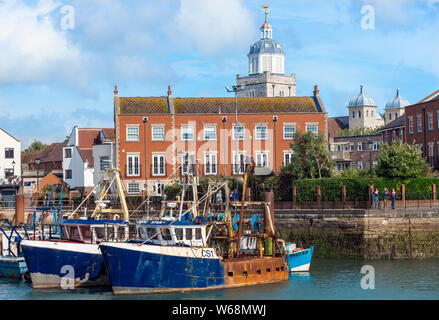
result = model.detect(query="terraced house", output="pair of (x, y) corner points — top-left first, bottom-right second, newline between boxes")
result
(113, 85), (328, 196)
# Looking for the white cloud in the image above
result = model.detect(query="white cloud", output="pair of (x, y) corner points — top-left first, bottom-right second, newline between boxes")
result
(0, 0), (84, 86)
(171, 0), (256, 55)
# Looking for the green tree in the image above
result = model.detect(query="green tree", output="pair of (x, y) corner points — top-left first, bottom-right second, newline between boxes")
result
(282, 131), (334, 179)
(24, 140), (48, 153)
(375, 140), (431, 179)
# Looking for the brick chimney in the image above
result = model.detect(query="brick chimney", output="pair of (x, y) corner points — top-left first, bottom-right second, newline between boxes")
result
(313, 85), (319, 96)
(167, 84), (175, 114)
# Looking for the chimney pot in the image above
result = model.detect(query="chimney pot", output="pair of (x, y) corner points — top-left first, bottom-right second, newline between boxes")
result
(313, 85), (319, 96)
(168, 85), (172, 96)
(114, 85), (118, 96)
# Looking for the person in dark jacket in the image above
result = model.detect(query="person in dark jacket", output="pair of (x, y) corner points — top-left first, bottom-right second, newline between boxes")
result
(391, 189), (397, 209)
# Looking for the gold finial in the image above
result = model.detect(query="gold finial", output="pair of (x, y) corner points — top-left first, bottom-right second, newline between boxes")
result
(261, 4), (270, 22)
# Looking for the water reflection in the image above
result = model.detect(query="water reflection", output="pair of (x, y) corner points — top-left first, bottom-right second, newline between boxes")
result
(2, 258), (439, 300)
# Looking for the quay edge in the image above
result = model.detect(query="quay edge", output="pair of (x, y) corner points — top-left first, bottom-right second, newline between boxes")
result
(275, 208), (439, 259)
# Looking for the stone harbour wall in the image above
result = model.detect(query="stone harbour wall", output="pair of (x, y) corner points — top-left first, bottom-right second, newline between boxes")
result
(275, 208), (439, 259)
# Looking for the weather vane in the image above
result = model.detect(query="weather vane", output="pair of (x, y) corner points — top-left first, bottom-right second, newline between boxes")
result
(261, 4), (270, 22)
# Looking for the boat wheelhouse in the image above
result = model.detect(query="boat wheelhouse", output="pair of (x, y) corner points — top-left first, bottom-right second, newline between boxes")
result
(21, 219), (129, 289)
(134, 219), (208, 247)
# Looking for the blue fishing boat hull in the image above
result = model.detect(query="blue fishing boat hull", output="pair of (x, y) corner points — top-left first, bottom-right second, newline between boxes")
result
(99, 243), (225, 294)
(21, 240), (108, 289)
(286, 246), (313, 272)
(0, 256), (28, 279)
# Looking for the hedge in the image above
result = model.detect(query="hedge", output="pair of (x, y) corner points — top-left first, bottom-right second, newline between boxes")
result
(292, 177), (439, 202)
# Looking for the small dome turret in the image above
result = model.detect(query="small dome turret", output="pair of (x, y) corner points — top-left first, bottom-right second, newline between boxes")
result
(348, 85), (377, 107)
(385, 88), (410, 109)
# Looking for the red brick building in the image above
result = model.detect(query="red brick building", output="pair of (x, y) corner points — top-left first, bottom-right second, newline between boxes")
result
(405, 89), (439, 168)
(378, 114), (405, 145)
(114, 85), (328, 195)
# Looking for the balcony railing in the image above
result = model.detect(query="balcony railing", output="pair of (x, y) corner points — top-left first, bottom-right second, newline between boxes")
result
(331, 151), (351, 161)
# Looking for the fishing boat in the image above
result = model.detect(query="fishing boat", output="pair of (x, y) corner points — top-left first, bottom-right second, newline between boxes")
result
(0, 219), (29, 279)
(99, 154), (289, 295)
(20, 168), (131, 289)
(285, 243), (314, 272)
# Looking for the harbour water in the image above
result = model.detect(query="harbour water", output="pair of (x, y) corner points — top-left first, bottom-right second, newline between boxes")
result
(2, 258), (439, 300)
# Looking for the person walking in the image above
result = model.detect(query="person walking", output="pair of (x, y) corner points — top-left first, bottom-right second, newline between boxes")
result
(391, 188), (397, 209)
(374, 188), (380, 209)
(382, 188), (389, 209)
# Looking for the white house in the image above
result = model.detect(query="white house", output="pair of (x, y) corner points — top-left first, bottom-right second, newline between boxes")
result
(0, 128), (21, 206)
(0, 128), (21, 182)
(63, 127), (102, 193)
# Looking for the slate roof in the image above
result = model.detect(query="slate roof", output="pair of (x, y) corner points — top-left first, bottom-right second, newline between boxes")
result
(119, 96), (323, 115)
(377, 114), (406, 132)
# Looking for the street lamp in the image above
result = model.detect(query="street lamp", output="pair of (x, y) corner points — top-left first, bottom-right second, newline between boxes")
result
(222, 116), (227, 177)
(273, 116), (278, 174)
(35, 157), (40, 190)
(226, 84), (246, 194)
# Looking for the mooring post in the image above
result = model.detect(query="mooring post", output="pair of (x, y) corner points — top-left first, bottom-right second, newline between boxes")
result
(15, 193), (25, 225)
(316, 186), (321, 208)
(292, 186), (297, 209)
(342, 185), (346, 209)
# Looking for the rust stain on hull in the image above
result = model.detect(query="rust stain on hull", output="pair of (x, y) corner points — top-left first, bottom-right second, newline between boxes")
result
(223, 256), (289, 287)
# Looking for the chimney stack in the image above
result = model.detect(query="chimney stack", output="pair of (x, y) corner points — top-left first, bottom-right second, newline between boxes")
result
(167, 84), (175, 114)
(313, 85), (319, 96)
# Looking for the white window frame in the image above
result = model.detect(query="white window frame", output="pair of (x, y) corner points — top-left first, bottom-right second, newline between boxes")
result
(358, 142), (365, 151)
(373, 141), (380, 150)
(127, 183), (140, 194)
(358, 161), (364, 170)
(255, 152), (269, 168)
(417, 114), (422, 133)
(204, 154), (217, 175)
(306, 123), (318, 137)
(100, 156), (111, 171)
(126, 126), (139, 141)
(408, 117), (413, 134)
(255, 125), (268, 140)
(233, 125), (245, 140)
(181, 125), (194, 141)
(428, 113), (433, 131)
(152, 182), (165, 196)
(283, 124), (296, 140)
(232, 153), (246, 174)
(204, 126), (217, 141)
(127, 154), (140, 177)
(152, 154), (166, 176)
(152, 125), (165, 141)
(284, 152), (293, 166)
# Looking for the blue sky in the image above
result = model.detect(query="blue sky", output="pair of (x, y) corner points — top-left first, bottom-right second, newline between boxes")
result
(1, 0), (438, 149)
